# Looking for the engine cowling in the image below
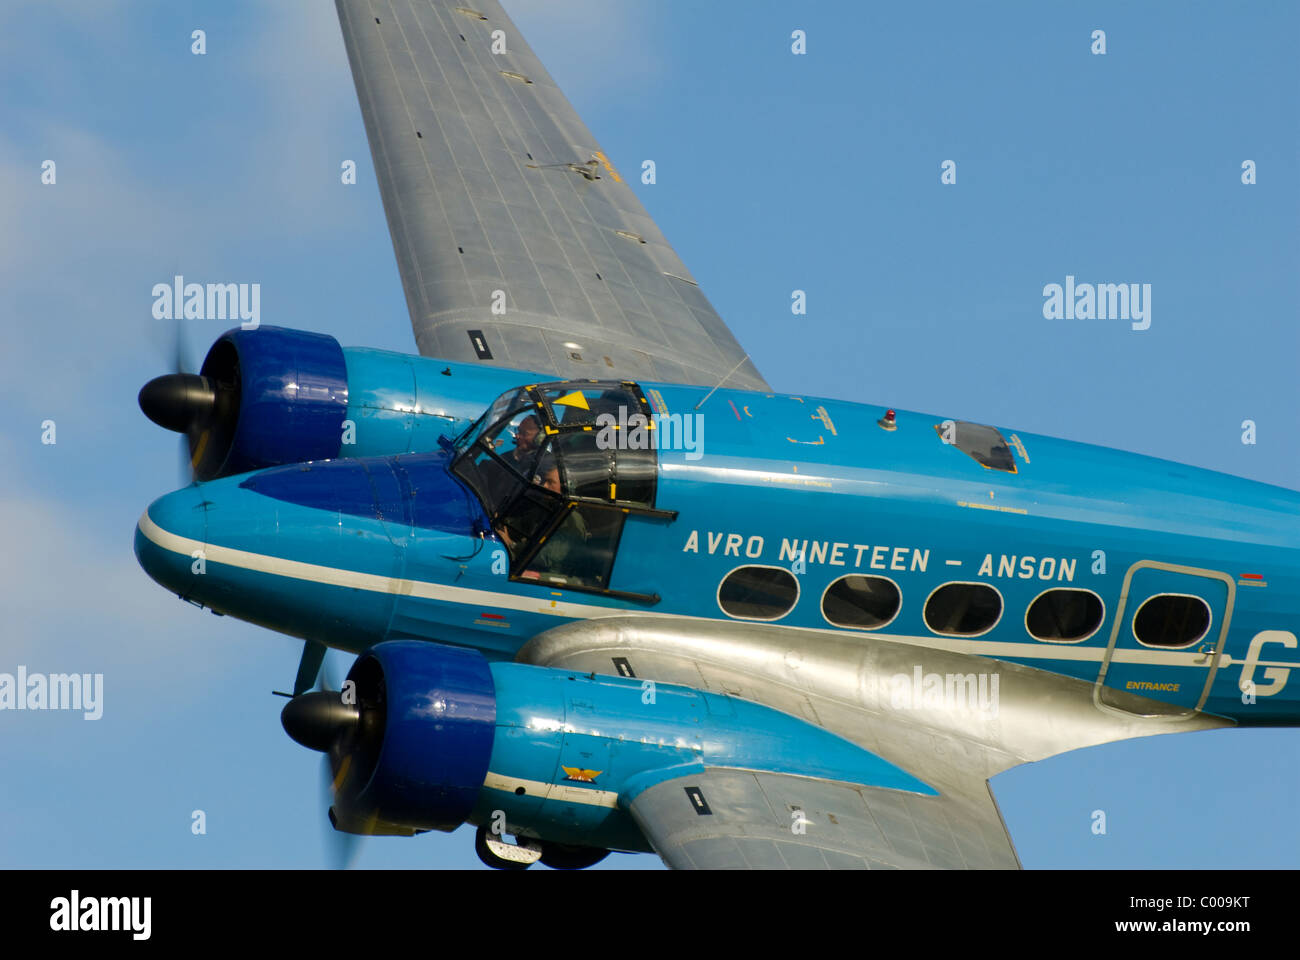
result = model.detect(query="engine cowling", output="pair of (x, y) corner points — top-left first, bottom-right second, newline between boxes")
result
(195, 326), (349, 479)
(139, 325), (541, 481)
(328, 641), (496, 835)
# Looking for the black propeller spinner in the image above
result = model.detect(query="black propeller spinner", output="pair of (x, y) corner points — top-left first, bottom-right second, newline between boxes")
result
(137, 324), (240, 482)
(138, 373), (217, 435)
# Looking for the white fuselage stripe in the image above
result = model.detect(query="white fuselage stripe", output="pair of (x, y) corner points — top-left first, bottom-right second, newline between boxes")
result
(138, 510), (617, 620)
(137, 511), (1237, 670)
(482, 771), (620, 808)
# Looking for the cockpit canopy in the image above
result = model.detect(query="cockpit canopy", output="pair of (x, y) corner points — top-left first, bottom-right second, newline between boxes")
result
(452, 380), (666, 598)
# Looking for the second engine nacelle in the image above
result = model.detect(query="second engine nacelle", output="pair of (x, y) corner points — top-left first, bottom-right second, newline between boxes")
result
(328, 641), (497, 836)
(282, 639), (935, 858)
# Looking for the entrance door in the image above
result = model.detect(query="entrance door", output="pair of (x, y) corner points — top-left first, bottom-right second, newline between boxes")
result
(1096, 561), (1235, 715)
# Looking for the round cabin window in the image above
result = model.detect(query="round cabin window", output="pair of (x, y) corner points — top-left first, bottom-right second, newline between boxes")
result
(923, 582), (1003, 636)
(822, 575), (901, 629)
(718, 566), (799, 621)
(1025, 589), (1105, 642)
(1132, 594), (1211, 648)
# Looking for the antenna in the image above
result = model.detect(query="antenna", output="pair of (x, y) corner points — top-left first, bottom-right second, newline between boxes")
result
(694, 355), (751, 411)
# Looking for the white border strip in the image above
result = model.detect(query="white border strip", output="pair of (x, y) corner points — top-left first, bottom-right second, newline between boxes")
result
(137, 512), (1235, 670)
(482, 770), (620, 808)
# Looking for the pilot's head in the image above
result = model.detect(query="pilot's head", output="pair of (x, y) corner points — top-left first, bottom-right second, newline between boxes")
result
(515, 415), (540, 454)
(514, 413), (540, 450)
(540, 466), (562, 495)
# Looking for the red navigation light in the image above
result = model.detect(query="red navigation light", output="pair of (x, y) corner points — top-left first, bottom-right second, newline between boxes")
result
(877, 408), (897, 431)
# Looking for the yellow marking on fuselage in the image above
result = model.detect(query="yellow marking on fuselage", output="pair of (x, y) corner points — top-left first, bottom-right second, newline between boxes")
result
(812, 405), (838, 436)
(957, 500), (1028, 515)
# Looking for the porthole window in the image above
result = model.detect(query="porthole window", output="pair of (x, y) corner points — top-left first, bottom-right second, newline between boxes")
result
(1025, 588), (1104, 642)
(924, 582), (1002, 636)
(822, 575), (901, 629)
(718, 566), (798, 621)
(1132, 594), (1211, 648)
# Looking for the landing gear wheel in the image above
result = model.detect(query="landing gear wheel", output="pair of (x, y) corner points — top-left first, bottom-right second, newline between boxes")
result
(474, 825), (542, 870)
(538, 842), (610, 870)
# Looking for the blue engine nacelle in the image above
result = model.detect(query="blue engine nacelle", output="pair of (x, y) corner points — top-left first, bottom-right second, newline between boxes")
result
(301, 639), (937, 850)
(140, 325), (541, 481)
(328, 641), (497, 836)
(195, 326), (350, 479)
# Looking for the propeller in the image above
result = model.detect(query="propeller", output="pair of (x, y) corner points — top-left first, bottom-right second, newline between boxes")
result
(321, 749), (361, 870)
(138, 318), (237, 483)
(281, 653), (362, 869)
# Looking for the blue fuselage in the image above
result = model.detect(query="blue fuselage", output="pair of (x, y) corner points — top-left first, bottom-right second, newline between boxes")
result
(136, 376), (1300, 727)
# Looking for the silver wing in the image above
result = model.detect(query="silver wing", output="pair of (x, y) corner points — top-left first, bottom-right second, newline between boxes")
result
(629, 768), (1019, 870)
(334, 0), (769, 390)
(519, 616), (1232, 870)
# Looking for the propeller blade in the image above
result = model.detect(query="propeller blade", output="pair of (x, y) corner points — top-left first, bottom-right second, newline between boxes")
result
(142, 318), (236, 483)
(278, 648), (373, 870)
(321, 755), (360, 870)
(283, 649), (365, 870)
(173, 316), (192, 376)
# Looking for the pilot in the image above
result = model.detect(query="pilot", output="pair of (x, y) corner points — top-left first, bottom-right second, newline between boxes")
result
(494, 453), (560, 554)
(507, 415), (541, 472)
(483, 414), (543, 513)
(539, 463), (563, 494)
(527, 464), (592, 581)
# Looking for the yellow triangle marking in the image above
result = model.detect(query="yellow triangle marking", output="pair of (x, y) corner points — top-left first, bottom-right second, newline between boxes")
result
(553, 390), (589, 410)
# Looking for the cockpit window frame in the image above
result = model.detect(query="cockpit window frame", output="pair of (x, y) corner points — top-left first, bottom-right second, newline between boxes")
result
(451, 379), (675, 605)
(454, 387), (530, 454)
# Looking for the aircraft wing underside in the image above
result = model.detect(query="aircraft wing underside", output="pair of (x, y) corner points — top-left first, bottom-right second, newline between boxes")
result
(334, 0), (769, 390)
(628, 767), (1020, 870)
(519, 616), (1232, 870)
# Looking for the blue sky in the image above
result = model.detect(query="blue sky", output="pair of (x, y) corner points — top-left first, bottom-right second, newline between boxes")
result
(1, 0), (1297, 869)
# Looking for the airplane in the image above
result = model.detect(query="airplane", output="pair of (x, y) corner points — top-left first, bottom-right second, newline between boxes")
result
(131, 0), (1300, 869)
